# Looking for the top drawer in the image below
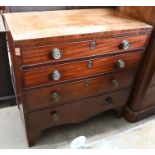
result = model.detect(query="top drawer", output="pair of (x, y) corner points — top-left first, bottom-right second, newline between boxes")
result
(21, 35), (148, 66)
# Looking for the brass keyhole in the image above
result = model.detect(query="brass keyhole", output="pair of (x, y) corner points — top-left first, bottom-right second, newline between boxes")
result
(90, 41), (96, 50)
(87, 60), (93, 68)
(84, 80), (90, 87)
(50, 111), (60, 122)
(52, 92), (60, 102)
(112, 79), (119, 87)
(105, 97), (113, 104)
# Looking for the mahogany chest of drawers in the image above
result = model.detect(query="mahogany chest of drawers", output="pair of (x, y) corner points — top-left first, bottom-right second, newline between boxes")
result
(4, 9), (152, 146)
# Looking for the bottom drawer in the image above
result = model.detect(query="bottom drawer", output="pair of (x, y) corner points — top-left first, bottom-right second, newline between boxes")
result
(28, 89), (130, 131)
(25, 70), (135, 111)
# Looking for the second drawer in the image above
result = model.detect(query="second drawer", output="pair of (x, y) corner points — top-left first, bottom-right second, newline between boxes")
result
(23, 51), (143, 88)
(24, 70), (136, 111)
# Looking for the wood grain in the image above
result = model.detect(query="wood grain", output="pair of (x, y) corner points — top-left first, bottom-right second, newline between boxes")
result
(5, 8), (152, 146)
(118, 7), (155, 26)
(140, 86), (155, 109)
(21, 34), (148, 66)
(24, 70), (136, 111)
(118, 7), (155, 122)
(23, 51), (143, 88)
(4, 9), (152, 47)
(27, 89), (130, 131)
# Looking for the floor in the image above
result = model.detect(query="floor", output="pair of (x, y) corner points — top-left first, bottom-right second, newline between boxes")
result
(0, 105), (155, 149)
(91, 120), (155, 149)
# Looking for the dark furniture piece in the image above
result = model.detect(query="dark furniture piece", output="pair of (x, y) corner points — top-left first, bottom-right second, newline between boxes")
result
(118, 7), (155, 122)
(0, 14), (15, 104)
(4, 8), (152, 146)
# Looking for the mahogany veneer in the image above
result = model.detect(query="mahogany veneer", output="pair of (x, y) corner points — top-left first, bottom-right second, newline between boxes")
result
(25, 70), (136, 111)
(23, 51), (143, 88)
(21, 34), (147, 66)
(4, 8), (152, 146)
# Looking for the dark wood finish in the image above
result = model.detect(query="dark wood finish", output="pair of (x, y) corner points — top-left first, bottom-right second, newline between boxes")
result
(27, 89), (130, 146)
(24, 70), (136, 111)
(118, 7), (155, 122)
(4, 9), (152, 146)
(0, 14), (15, 103)
(21, 34), (148, 66)
(150, 73), (155, 86)
(0, 6), (5, 13)
(140, 86), (155, 109)
(28, 89), (130, 130)
(127, 31), (155, 111)
(23, 51), (143, 88)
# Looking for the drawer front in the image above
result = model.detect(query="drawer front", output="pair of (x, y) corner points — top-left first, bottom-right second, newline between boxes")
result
(25, 70), (136, 111)
(21, 35), (148, 66)
(28, 89), (130, 131)
(23, 51), (143, 88)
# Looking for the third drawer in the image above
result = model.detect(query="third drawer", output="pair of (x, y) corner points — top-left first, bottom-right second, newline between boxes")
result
(24, 70), (136, 111)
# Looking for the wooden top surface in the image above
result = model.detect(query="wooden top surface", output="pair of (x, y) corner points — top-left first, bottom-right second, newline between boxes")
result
(0, 15), (5, 32)
(4, 9), (152, 43)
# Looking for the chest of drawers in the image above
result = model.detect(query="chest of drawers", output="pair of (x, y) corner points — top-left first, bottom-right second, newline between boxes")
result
(4, 9), (152, 146)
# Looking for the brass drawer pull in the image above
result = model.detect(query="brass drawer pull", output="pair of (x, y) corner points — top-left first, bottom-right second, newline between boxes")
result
(112, 79), (119, 87)
(87, 60), (93, 68)
(120, 40), (130, 50)
(90, 41), (96, 50)
(51, 70), (61, 81)
(51, 111), (60, 122)
(52, 48), (62, 60)
(105, 97), (114, 104)
(52, 92), (60, 102)
(116, 59), (126, 69)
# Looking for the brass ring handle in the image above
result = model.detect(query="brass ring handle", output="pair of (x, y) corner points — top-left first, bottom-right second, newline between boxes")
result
(52, 48), (62, 60)
(51, 70), (61, 81)
(115, 59), (126, 69)
(120, 40), (130, 50)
